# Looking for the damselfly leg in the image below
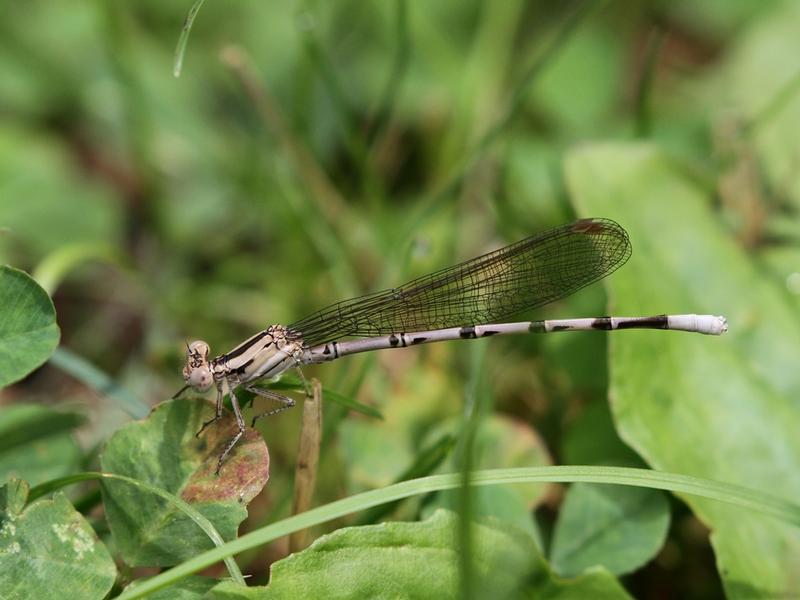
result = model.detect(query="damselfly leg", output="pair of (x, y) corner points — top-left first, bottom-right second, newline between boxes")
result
(246, 385), (296, 427)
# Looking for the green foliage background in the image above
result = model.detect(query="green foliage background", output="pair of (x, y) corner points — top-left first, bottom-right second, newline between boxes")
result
(1, 1), (799, 598)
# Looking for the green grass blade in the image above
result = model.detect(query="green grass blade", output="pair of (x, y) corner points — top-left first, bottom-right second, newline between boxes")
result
(173, 0), (206, 78)
(117, 465), (800, 598)
(262, 378), (383, 419)
(49, 347), (150, 419)
(321, 386), (383, 419)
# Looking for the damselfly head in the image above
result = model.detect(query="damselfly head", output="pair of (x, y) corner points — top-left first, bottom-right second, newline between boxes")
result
(183, 340), (213, 392)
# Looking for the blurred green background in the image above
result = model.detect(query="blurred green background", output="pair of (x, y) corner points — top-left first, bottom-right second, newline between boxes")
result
(2, 1), (800, 598)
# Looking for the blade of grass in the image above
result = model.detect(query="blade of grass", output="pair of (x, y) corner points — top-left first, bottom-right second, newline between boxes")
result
(27, 471), (244, 585)
(457, 340), (490, 600)
(49, 347), (150, 419)
(320, 386), (383, 419)
(457, 414), (476, 600)
(262, 379), (383, 419)
(174, 0), (206, 77)
(118, 465), (800, 599)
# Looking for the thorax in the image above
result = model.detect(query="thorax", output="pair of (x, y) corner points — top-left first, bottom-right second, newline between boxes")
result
(211, 325), (303, 383)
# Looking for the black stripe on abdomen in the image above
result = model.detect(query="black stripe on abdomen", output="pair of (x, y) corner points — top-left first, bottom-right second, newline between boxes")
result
(615, 315), (669, 329)
(459, 326), (476, 339)
(591, 317), (613, 330)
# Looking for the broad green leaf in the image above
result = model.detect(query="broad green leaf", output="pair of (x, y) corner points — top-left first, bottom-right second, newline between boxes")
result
(263, 509), (631, 599)
(100, 397), (269, 567)
(561, 401), (641, 467)
(0, 478), (116, 599)
(0, 404), (84, 486)
(422, 414), (551, 538)
(550, 483), (670, 577)
(0, 266), (60, 388)
(566, 142), (800, 599)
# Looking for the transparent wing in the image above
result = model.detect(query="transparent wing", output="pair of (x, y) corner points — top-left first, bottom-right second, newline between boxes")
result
(289, 218), (631, 346)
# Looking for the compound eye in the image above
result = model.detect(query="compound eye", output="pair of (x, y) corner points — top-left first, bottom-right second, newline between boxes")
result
(187, 366), (213, 392)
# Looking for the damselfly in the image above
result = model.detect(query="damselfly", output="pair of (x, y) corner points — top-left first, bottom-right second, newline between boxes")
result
(175, 218), (727, 472)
